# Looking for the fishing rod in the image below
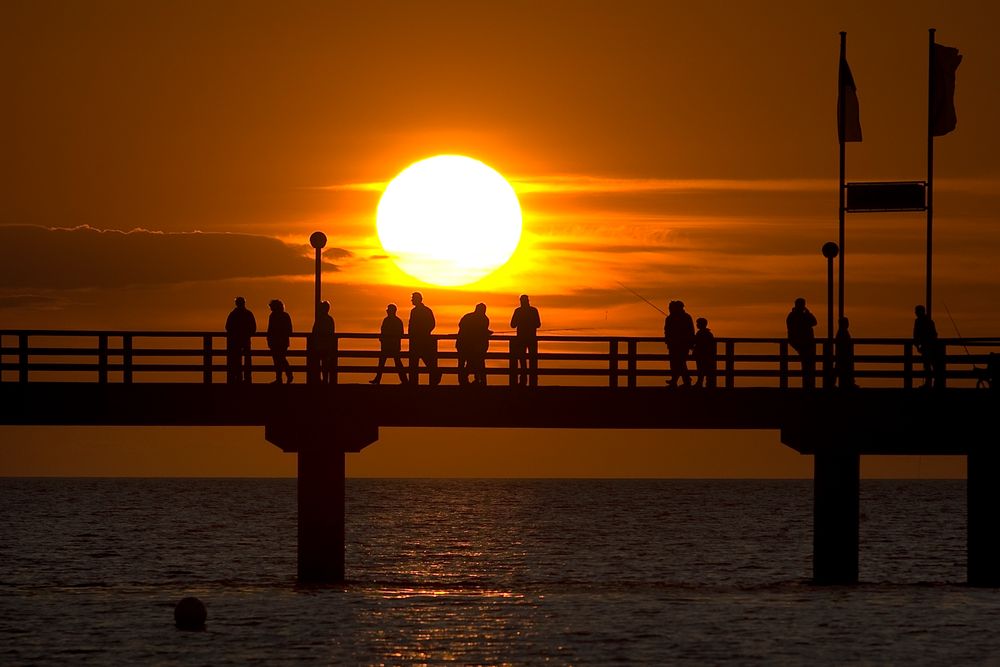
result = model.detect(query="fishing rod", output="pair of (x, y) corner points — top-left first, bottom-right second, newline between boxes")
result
(943, 303), (973, 358)
(616, 281), (667, 316)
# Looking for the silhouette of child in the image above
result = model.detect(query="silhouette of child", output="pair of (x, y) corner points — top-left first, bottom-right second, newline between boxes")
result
(692, 317), (717, 389)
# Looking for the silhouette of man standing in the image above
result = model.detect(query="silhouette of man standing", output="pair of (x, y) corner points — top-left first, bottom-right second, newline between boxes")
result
(408, 292), (439, 386)
(225, 296), (256, 384)
(510, 294), (541, 387)
(835, 316), (858, 389)
(457, 303), (492, 386)
(786, 297), (818, 389)
(371, 303), (407, 385)
(664, 300), (695, 387)
(913, 304), (941, 389)
(267, 299), (293, 384)
(312, 300), (335, 384)
(692, 317), (717, 389)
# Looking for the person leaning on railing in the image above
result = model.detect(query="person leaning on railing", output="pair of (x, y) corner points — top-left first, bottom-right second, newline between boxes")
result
(311, 300), (336, 384)
(225, 296), (256, 384)
(510, 294), (541, 387)
(267, 299), (294, 385)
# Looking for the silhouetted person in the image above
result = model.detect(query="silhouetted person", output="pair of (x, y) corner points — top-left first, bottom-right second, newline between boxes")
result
(835, 316), (858, 389)
(225, 296), (256, 384)
(664, 300), (695, 387)
(312, 300), (335, 384)
(692, 317), (717, 389)
(267, 299), (293, 384)
(786, 297), (817, 389)
(457, 303), (492, 386)
(408, 292), (440, 386)
(371, 303), (407, 385)
(913, 304), (941, 389)
(510, 294), (541, 387)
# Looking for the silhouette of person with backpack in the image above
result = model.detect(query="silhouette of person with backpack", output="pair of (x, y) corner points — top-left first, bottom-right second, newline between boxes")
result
(225, 296), (256, 384)
(835, 316), (858, 389)
(370, 303), (407, 385)
(664, 300), (695, 387)
(457, 303), (492, 386)
(510, 294), (541, 387)
(786, 297), (817, 389)
(311, 300), (335, 384)
(408, 292), (440, 386)
(913, 304), (942, 389)
(692, 317), (717, 389)
(266, 299), (293, 384)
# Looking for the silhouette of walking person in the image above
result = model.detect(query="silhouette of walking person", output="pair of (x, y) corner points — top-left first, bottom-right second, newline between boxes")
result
(786, 297), (817, 389)
(408, 292), (440, 386)
(457, 303), (492, 386)
(692, 317), (717, 389)
(267, 299), (293, 384)
(664, 300), (695, 387)
(225, 296), (256, 384)
(913, 304), (941, 389)
(835, 316), (858, 389)
(510, 294), (541, 387)
(312, 300), (335, 384)
(370, 303), (407, 385)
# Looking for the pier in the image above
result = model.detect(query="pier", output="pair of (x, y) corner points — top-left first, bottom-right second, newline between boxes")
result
(2, 330), (997, 586)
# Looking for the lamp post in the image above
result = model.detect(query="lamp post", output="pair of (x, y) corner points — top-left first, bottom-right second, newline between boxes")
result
(822, 242), (840, 389)
(308, 231), (327, 385)
(309, 231), (328, 320)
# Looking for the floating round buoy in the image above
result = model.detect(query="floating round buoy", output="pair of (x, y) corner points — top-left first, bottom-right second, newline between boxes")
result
(174, 596), (207, 630)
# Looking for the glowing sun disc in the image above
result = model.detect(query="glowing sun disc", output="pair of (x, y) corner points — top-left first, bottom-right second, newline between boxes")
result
(376, 155), (522, 286)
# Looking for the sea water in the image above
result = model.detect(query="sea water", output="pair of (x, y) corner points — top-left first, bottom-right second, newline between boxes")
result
(2, 479), (999, 664)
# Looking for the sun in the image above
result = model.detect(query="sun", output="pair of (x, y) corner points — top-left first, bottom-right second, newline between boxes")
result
(376, 155), (522, 286)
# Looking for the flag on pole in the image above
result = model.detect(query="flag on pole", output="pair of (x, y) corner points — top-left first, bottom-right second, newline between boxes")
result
(930, 43), (962, 136)
(838, 55), (862, 142)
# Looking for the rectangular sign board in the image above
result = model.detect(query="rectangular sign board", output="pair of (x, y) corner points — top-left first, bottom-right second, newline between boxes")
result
(846, 181), (927, 212)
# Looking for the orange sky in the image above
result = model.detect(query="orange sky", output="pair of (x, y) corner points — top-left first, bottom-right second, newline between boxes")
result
(2, 0), (998, 477)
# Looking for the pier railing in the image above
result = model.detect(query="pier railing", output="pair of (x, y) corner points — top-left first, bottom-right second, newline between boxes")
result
(2, 330), (997, 389)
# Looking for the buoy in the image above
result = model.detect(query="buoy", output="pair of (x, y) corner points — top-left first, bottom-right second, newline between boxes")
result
(174, 596), (207, 630)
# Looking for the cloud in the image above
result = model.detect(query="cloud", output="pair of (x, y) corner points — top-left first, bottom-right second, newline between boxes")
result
(318, 174), (1000, 198)
(0, 225), (348, 290)
(0, 294), (64, 310)
(317, 175), (832, 195)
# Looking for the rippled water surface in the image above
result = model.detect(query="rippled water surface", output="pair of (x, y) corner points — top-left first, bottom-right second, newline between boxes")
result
(2, 479), (999, 664)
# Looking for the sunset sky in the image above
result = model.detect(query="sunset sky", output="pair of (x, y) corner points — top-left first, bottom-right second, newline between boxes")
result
(2, 0), (997, 478)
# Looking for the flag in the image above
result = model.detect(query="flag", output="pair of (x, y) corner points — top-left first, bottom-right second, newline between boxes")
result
(838, 56), (862, 142)
(930, 43), (962, 136)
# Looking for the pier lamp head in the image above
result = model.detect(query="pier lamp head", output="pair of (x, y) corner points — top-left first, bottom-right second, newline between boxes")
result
(822, 242), (840, 259)
(310, 231), (328, 250)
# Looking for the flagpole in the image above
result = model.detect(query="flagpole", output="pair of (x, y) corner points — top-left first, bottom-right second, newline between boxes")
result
(838, 32), (847, 321)
(926, 28), (936, 317)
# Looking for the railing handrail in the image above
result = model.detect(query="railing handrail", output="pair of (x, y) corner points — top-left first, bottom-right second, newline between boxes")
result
(3, 329), (1000, 345)
(2, 329), (996, 389)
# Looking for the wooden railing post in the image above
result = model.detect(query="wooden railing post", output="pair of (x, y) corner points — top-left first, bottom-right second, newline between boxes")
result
(822, 339), (834, 389)
(508, 338), (517, 386)
(725, 341), (735, 388)
(903, 342), (913, 390)
(938, 342), (947, 389)
(203, 335), (213, 384)
(779, 341), (789, 389)
(98, 334), (108, 384)
(18, 334), (28, 383)
(608, 339), (619, 388)
(627, 340), (638, 388)
(123, 335), (133, 384)
(331, 336), (339, 385)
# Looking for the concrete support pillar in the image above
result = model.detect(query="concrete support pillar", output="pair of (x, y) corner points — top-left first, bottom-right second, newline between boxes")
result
(813, 452), (860, 585)
(297, 447), (346, 583)
(968, 449), (1000, 587)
